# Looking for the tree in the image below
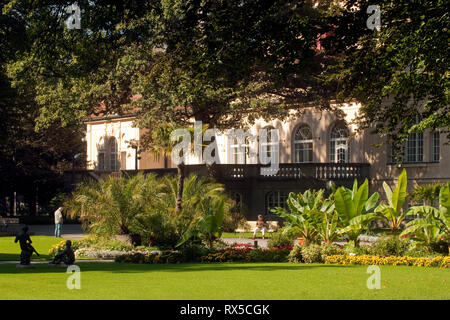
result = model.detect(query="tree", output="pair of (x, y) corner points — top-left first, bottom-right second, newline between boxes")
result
(334, 179), (379, 246)
(4, 0), (336, 133)
(324, 0), (449, 148)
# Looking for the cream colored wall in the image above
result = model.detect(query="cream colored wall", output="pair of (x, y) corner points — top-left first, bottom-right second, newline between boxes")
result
(85, 104), (449, 193)
(86, 118), (139, 170)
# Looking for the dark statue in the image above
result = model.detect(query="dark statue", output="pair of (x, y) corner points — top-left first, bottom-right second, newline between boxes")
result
(50, 240), (75, 265)
(14, 226), (40, 265)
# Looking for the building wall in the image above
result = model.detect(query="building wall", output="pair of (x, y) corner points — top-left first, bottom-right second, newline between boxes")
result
(85, 104), (449, 218)
(86, 118), (139, 171)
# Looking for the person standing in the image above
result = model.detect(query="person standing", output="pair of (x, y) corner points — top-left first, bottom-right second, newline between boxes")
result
(54, 207), (63, 238)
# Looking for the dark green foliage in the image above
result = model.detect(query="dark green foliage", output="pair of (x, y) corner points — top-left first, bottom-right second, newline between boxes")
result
(369, 237), (410, 257)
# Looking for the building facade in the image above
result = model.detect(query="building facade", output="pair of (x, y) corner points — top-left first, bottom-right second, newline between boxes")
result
(80, 103), (449, 220)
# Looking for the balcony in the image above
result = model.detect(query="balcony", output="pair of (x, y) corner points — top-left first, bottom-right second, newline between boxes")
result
(183, 163), (370, 181)
(66, 163), (370, 189)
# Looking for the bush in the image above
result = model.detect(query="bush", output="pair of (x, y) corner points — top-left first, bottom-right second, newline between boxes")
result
(430, 240), (449, 255)
(405, 242), (441, 258)
(115, 250), (184, 264)
(267, 227), (299, 249)
(320, 243), (342, 261)
(369, 236), (410, 257)
(301, 243), (322, 263)
(288, 245), (304, 263)
(222, 211), (248, 233)
(199, 247), (291, 263)
(343, 242), (371, 256)
(179, 245), (214, 262)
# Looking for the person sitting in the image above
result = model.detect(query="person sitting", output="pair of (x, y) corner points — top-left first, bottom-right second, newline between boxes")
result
(50, 240), (75, 265)
(252, 214), (268, 240)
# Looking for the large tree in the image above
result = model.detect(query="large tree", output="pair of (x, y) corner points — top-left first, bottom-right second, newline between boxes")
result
(4, 0), (337, 130)
(324, 0), (449, 151)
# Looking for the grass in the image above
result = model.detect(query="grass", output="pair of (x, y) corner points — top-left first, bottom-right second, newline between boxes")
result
(221, 232), (273, 239)
(0, 262), (448, 300)
(0, 236), (72, 261)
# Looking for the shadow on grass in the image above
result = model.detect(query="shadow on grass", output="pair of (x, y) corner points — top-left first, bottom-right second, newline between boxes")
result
(0, 253), (51, 261)
(0, 261), (357, 275)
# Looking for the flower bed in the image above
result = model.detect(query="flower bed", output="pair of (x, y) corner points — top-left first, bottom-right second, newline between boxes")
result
(115, 250), (184, 264)
(200, 247), (291, 263)
(325, 254), (450, 268)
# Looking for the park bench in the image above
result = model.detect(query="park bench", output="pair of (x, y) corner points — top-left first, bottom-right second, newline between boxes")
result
(234, 220), (279, 234)
(0, 218), (20, 233)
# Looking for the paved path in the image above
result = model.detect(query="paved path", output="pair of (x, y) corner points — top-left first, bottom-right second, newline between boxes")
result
(221, 237), (270, 248)
(28, 224), (85, 240)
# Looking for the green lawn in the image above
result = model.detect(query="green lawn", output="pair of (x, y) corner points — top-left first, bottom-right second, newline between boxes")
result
(0, 236), (70, 261)
(0, 262), (448, 299)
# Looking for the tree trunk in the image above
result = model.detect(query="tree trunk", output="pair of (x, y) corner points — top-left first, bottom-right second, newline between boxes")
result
(176, 164), (185, 213)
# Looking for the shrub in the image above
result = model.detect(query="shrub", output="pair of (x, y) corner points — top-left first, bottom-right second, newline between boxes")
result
(114, 250), (184, 264)
(430, 240), (449, 255)
(301, 243), (322, 263)
(405, 242), (441, 258)
(369, 236), (410, 257)
(320, 243), (342, 261)
(267, 227), (299, 249)
(222, 211), (248, 233)
(288, 245), (304, 263)
(343, 242), (371, 256)
(199, 247), (291, 263)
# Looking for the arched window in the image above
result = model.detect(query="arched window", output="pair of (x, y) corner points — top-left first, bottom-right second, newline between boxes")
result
(97, 137), (106, 171)
(330, 122), (349, 163)
(293, 124), (313, 163)
(109, 137), (119, 171)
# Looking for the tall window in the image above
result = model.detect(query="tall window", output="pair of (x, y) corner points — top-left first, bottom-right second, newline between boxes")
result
(230, 136), (250, 164)
(265, 191), (289, 214)
(97, 138), (106, 171)
(432, 132), (440, 163)
(293, 124), (313, 163)
(390, 118), (424, 164)
(260, 126), (277, 159)
(329, 122), (349, 163)
(109, 137), (119, 172)
(98, 152), (105, 171)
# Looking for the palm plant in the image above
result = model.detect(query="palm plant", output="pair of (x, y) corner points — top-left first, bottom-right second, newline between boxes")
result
(334, 179), (379, 246)
(271, 190), (333, 244)
(65, 173), (163, 236)
(144, 122), (208, 213)
(374, 169), (414, 236)
(176, 198), (226, 250)
(401, 182), (450, 245)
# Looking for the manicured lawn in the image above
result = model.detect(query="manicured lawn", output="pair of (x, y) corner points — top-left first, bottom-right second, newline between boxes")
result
(0, 236), (73, 261)
(0, 262), (448, 299)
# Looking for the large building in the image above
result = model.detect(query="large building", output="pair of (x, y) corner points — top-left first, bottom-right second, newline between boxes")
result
(78, 102), (449, 220)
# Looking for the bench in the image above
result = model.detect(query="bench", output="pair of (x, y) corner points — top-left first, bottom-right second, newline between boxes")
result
(0, 218), (20, 233)
(234, 220), (279, 233)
